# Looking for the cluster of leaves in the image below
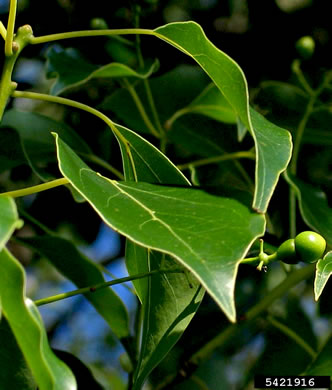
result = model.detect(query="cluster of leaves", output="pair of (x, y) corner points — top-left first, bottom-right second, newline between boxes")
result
(0, 1), (332, 389)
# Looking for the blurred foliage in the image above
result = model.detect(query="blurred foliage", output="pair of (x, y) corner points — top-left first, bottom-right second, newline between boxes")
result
(0, 1), (332, 389)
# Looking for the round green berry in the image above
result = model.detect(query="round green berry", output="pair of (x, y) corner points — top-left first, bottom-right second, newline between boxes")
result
(294, 231), (326, 263)
(295, 36), (315, 60)
(90, 18), (108, 30)
(276, 238), (298, 264)
(119, 353), (133, 373)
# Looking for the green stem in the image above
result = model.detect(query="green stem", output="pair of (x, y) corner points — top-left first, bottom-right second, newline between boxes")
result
(34, 269), (183, 306)
(290, 95), (316, 176)
(266, 315), (317, 359)
(16, 208), (55, 236)
(143, 79), (165, 136)
(189, 264), (314, 365)
(30, 27), (169, 148)
(0, 54), (18, 119)
(177, 151), (255, 171)
(133, 5), (144, 68)
(133, 6), (165, 137)
(292, 60), (314, 96)
(288, 71), (328, 237)
(0, 178), (69, 198)
(240, 252), (278, 267)
(289, 188), (297, 238)
(0, 21), (7, 40)
(246, 264), (314, 320)
(0, 25), (33, 120)
(190, 376), (211, 390)
(123, 78), (160, 138)
(5, 0), (17, 56)
(12, 90), (137, 181)
(164, 106), (192, 130)
(29, 29), (155, 45)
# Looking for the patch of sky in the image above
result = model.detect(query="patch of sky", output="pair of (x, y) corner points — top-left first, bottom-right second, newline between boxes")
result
(0, 0), (8, 13)
(35, 222), (137, 381)
(81, 222), (121, 262)
(13, 58), (45, 85)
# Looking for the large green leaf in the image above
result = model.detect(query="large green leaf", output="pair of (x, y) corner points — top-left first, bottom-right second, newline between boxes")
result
(19, 235), (130, 339)
(1, 109), (91, 180)
(0, 247), (76, 390)
(305, 333), (332, 376)
(46, 46), (159, 95)
(0, 196), (23, 250)
(133, 252), (203, 390)
(153, 21), (292, 212)
(112, 124), (204, 387)
(314, 251), (332, 301)
(54, 134), (265, 322)
(284, 172), (332, 245)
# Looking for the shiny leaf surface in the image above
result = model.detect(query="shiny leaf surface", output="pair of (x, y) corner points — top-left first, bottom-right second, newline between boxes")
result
(154, 21), (292, 212)
(54, 134), (265, 322)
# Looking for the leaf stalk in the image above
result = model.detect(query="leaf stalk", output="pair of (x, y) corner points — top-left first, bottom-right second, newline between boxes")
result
(34, 269), (184, 306)
(0, 178), (69, 198)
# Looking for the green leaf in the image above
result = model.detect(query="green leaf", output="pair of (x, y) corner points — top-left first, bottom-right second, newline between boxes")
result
(0, 247), (77, 390)
(133, 252), (203, 390)
(165, 83), (237, 128)
(112, 124), (202, 388)
(249, 108), (292, 213)
(1, 109), (91, 180)
(153, 21), (292, 212)
(0, 196), (23, 250)
(284, 172), (332, 245)
(19, 235), (130, 339)
(0, 318), (37, 389)
(114, 123), (190, 185)
(46, 46), (159, 95)
(54, 134), (265, 322)
(314, 251), (332, 301)
(305, 332), (332, 376)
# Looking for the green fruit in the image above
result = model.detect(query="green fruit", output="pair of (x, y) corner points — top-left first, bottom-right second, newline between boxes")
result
(295, 231), (326, 263)
(119, 353), (133, 373)
(277, 238), (298, 264)
(90, 18), (108, 30)
(295, 36), (315, 60)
